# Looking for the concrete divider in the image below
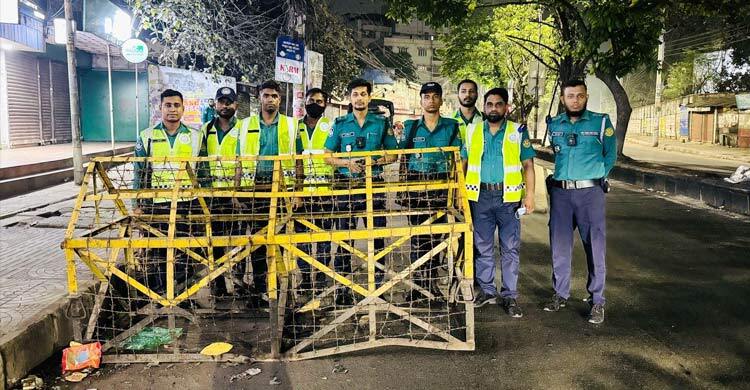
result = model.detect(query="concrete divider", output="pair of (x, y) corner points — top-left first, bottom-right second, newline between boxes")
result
(535, 148), (750, 216)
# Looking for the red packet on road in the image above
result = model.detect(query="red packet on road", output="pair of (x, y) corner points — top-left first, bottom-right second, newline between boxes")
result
(62, 342), (102, 372)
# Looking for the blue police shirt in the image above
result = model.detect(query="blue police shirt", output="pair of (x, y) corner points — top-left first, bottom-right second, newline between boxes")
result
(401, 116), (461, 173)
(460, 120), (536, 184)
(324, 112), (398, 178)
(547, 110), (617, 181)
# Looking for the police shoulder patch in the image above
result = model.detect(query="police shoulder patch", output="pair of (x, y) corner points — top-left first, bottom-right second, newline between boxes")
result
(605, 127), (615, 137)
(522, 139), (531, 148)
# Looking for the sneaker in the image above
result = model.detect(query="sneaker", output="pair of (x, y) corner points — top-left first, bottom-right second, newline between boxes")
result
(588, 303), (605, 324)
(543, 294), (568, 312)
(502, 297), (523, 318)
(473, 290), (497, 308)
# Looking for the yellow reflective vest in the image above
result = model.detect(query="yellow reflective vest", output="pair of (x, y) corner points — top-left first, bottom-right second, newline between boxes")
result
(464, 120), (525, 202)
(139, 124), (202, 203)
(202, 118), (242, 188)
(298, 117), (334, 193)
(454, 109), (483, 143)
(237, 114), (297, 188)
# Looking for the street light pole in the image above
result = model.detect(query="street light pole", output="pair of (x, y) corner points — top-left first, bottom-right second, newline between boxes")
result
(64, 0), (83, 184)
(652, 30), (665, 147)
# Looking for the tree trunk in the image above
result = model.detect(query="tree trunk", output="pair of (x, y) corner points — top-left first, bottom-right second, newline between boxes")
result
(595, 69), (632, 157)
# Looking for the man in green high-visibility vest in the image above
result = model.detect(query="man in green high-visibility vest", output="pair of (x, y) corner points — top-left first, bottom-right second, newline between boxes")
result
(132, 89), (207, 294)
(461, 87), (536, 318)
(295, 87), (335, 292)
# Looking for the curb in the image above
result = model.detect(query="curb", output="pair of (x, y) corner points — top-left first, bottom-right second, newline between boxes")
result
(535, 148), (750, 216)
(625, 137), (750, 164)
(0, 289), (92, 390)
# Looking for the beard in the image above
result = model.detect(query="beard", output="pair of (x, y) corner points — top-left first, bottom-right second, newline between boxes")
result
(459, 97), (477, 108)
(218, 108), (235, 119)
(486, 113), (503, 123)
(565, 103), (587, 118)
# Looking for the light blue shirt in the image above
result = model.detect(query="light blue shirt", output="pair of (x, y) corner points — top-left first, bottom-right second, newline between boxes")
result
(547, 110), (617, 181)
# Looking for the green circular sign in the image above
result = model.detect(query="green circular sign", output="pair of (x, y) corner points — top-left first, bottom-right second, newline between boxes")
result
(121, 38), (148, 63)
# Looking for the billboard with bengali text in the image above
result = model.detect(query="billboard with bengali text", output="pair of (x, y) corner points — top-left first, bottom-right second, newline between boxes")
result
(147, 65), (235, 129)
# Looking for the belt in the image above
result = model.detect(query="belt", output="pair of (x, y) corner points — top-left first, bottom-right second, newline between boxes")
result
(549, 179), (600, 189)
(480, 182), (504, 191)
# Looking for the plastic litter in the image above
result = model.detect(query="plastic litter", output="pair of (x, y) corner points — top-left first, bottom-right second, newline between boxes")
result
(229, 367), (262, 382)
(21, 375), (43, 390)
(121, 327), (183, 350)
(62, 342), (102, 373)
(725, 165), (750, 184)
(200, 342), (233, 356)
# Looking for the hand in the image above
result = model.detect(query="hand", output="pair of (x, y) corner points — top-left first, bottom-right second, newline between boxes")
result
(292, 196), (302, 211)
(523, 194), (535, 214)
(347, 159), (364, 174)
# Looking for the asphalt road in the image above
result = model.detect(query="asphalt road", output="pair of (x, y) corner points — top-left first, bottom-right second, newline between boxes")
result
(38, 181), (750, 390)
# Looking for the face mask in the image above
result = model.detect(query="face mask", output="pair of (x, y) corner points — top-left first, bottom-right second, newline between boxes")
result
(305, 103), (325, 118)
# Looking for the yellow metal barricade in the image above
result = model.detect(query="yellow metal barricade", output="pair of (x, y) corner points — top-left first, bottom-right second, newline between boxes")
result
(62, 147), (474, 362)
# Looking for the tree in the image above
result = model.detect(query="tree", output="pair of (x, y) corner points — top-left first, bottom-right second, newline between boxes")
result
(386, 0), (669, 156)
(303, 2), (364, 95)
(438, 5), (557, 123)
(130, 0), (363, 94)
(130, 0), (286, 81)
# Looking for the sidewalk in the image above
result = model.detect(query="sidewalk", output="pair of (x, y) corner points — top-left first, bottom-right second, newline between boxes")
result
(0, 142), (132, 169)
(625, 134), (750, 166)
(0, 183), (93, 388)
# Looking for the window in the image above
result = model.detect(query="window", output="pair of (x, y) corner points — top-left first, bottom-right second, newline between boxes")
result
(399, 47), (408, 54)
(418, 47), (427, 57)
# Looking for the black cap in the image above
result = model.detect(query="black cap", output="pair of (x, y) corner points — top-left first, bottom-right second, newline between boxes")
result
(420, 82), (442, 96)
(215, 87), (237, 102)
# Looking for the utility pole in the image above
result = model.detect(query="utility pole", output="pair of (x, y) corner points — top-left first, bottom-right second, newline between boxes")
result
(652, 30), (665, 147)
(64, 0), (84, 184)
(533, 6), (542, 139)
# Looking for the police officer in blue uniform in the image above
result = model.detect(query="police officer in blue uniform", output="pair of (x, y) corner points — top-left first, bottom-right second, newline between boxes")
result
(324, 78), (399, 306)
(543, 79), (617, 324)
(400, 82), (461, 302)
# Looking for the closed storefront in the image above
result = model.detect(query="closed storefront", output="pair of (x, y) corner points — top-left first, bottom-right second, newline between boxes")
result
(0, 51), (71, 148)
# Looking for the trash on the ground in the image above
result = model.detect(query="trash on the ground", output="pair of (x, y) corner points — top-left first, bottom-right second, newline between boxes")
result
(229, 367), (262, 382)
(200, 341), (233, 356)
(21, 375), (44, 390)
(145, 361), (160, 368)
(121, 327), (183, 350)
(64, 371), (89, 382)
(270, 376), (282, 385)
(332, 363), (348, 374)
(725, 165), (750, 184)
(62, 342), (102, 373)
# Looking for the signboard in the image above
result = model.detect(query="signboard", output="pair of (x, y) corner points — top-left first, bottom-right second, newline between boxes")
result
(275, 35), (304, 84)
(121, 38), (148, 63)
(147, 65), (235, 129)
(737, 93), (750, 110)
(305, 49), (324, 90)
(679, 105), (689, 137)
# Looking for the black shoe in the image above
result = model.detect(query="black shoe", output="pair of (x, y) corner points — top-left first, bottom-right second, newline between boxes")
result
(473, 290), (497, 308)
(543, 294), (567, 312)
(502, 297), (523, 318)
(588, 303), (605, 324)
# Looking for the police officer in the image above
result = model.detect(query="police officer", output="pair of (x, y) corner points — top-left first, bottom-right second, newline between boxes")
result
(235, 80), (299, 308)
(202, 98), (216, 124)
(296, 87), (335, 292)
(543, 79), (616, 325)
(454, 79), (483, 142)
(202, 87), (244, 296)
(133, 89), (207, 293)
(462, 87), (536, 318)
(400, 82), (461, 302)
(324, 78), (398, 306)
